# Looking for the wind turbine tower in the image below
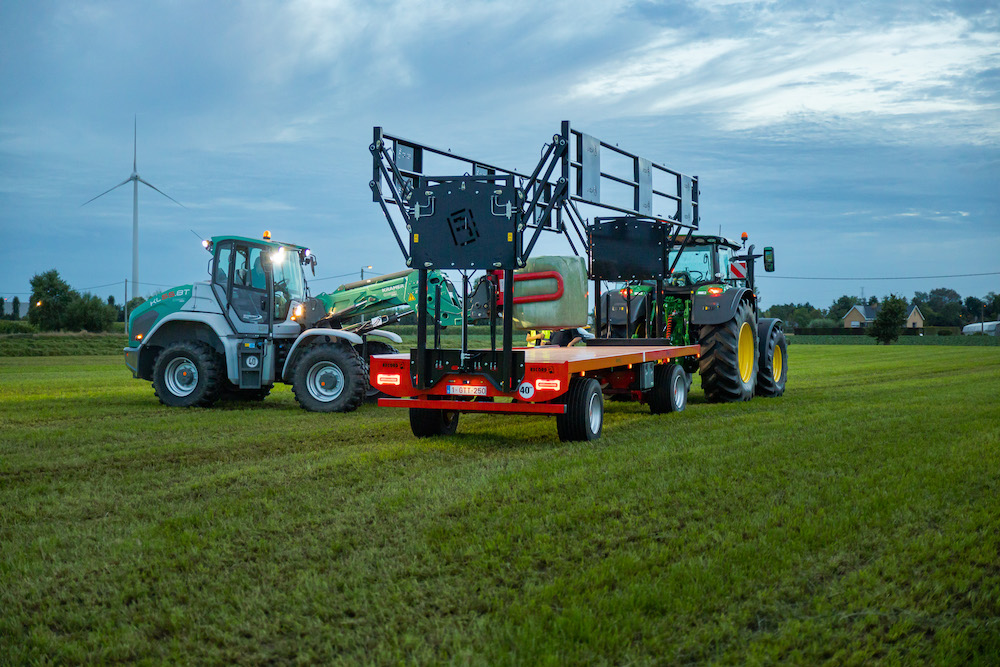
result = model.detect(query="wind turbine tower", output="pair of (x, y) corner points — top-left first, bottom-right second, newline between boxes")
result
(83, 118), (184, 298)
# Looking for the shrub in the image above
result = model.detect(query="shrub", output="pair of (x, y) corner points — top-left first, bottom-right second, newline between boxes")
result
(0, 320), (36, 334)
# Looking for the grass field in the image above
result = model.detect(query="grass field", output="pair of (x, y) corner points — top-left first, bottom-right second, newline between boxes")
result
(2, 346), (999, 663)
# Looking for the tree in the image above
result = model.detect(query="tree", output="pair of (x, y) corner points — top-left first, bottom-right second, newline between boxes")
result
(964, 296), (986, 322)
(10, 296), (19, 321)
(828, 295), (861, 322)
(986, 292), (1000, 320)
(0, 297), (5, 320)
(867, 295), (879, 306)
(807, 318), (837, 328)
(66, 293), (117, 332)
(918, 287), (962, 326)
(868, 294), (907, 345)
(28, 270), (79, 331)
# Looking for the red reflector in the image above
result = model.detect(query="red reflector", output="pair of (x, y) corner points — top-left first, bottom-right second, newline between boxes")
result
(376, 374), (401, 386)
(535, 379), (561, 391)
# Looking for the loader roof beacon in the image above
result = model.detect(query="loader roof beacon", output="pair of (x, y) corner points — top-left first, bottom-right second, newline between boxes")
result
(368, 122), (784, 441)
(123, 232), (462, 411)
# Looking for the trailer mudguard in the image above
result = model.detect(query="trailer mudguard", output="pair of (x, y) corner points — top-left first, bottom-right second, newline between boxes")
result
(690, 287), (754, 326)
(281, 328), (364, 382)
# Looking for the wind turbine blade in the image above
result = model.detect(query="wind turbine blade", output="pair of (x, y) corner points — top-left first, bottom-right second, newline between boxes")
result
(137, 177), (186, 208)
(81, 177), (132, 206)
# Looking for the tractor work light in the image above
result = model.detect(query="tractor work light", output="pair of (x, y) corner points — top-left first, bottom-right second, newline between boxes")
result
(376, 373), (402, 386)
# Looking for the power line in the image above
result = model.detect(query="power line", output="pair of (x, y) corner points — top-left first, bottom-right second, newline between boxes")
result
(760, 271), (1000, 281)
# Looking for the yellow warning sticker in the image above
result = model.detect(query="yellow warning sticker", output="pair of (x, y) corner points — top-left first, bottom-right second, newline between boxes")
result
(414, 233), (419, 243)
(508, 232), (513, 242)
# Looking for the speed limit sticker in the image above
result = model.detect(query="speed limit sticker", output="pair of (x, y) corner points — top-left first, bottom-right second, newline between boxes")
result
(517, 382), (535, 400)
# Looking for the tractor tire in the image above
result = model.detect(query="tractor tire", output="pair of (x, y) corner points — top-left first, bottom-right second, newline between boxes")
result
(756, 326), (788, 398)
(291, 343), (366, 413)
(152, 341), (222, 407)
(356, 341), (399, 403)
(556, 377), (603, 442)
(410, 406), (460, 438)
(698, 299), (758, 402)
(649, 363), (688, 414)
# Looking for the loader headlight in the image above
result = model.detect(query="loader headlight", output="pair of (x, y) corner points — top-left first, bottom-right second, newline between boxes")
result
(270, 246), (286, 263)
(292, 303), (304, 320)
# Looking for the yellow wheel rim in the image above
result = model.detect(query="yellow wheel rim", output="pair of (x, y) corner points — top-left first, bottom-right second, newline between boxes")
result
(738, 321), (754, 383)
(772, 342), (783, 382)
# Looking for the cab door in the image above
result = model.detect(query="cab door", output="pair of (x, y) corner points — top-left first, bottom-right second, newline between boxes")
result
(212, 240), (272, 336)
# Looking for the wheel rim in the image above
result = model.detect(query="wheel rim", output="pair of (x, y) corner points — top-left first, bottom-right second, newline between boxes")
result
(772, 343), (784, 382)
(164, 356), (198, 397)
(588, 390), (602, 434)
(672, 371), (684, 409)
(306, 361), (345, 402)
(738, 321), (754, 383)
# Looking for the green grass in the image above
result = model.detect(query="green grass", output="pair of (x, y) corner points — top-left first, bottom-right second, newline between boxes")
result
(2, 348), (999, 663)
(789, 334), (999, 346)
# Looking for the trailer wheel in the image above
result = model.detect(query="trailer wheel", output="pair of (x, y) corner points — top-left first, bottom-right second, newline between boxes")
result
(557, 377), (603, 442)
(410, 406), (460, 438)
(649, 363), (688, 414)
(698, 299), (758, 402)
(357, 341), (399, 403)
(291, 343), (365, 413)
(152, 341), (222, 407)
(756, 326), (788, 397)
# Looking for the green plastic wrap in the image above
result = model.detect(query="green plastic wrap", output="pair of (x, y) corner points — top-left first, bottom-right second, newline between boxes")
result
(511, 256), (589, 330)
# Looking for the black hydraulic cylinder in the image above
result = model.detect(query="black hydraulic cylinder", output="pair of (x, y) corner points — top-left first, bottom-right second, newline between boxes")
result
(434, 284), (442, 349)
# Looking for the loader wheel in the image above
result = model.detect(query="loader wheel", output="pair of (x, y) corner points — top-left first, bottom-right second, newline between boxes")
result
(357, 341), (399, 403)
(756, 326), (788, 397)
(410, 405), (460, 438)
(556, 377), (603, 442)
(152, 341), (222, 407)
(292, 343), (365, 413)
(698, 299), (758, 402)
(649, 363), (688, 414)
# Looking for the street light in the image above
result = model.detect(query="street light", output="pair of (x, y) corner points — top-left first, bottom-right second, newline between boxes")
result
(361, 265), (373, 280)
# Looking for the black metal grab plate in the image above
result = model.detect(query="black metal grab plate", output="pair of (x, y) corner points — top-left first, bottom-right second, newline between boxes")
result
(589, 218), (668, 280)
(409, 176), (521, 270)
(410, 348), (526, 391)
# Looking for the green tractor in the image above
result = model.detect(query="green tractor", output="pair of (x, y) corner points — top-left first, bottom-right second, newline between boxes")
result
(124, 233), (461, 411)
(597, 232), (787, 401)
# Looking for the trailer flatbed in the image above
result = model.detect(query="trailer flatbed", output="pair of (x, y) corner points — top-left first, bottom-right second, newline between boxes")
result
(371, 343), (699, 416)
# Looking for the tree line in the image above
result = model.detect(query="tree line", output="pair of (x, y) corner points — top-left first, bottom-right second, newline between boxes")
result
(763, 288), (1000, 329)
(1, 270), (146, 332)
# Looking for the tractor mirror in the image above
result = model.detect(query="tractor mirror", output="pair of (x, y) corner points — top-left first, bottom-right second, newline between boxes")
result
(763, 247), (775, 272)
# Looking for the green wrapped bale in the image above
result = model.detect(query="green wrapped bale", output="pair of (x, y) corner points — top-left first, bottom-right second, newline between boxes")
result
(511, 256), (588, 330)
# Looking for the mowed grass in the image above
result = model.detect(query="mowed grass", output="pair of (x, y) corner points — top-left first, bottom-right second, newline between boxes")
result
(1, 347), (998, 664)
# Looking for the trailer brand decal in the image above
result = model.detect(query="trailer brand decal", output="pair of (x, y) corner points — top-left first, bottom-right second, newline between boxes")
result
(529, 366), (555, 374)
(447, 385), (487, 396)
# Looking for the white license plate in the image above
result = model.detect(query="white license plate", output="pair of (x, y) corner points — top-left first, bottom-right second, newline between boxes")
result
(446, 385), (487, 396)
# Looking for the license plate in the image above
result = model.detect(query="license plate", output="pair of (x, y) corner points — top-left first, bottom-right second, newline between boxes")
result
(446, 385), (487, 396)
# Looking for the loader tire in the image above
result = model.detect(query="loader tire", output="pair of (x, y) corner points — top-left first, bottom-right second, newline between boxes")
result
(152, 341), (222, 408)
(357, 341), (399, 403)
(698, 299), (758, 402)
(756, 326), (788, 398)
(292, 343), (365, 413)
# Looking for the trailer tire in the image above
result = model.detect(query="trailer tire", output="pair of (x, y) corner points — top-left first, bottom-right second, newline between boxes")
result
(357, 341), (399, 403)
(557, 377), (603, 442)
(291, 343), (365, 413)
(649, 363), (688, 414)
(410, 406), (460, 438)
(152, 341), (222, 407)
(756, 327), (787, 397)
(698, 299), (757, 402)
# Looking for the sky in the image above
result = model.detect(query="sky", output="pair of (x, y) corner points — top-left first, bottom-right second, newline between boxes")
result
(1, 0), (998, 313)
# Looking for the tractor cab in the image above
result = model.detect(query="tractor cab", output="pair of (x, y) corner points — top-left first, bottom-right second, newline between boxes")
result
(204, 233), (316, 336)
(668, 235), (744, 288)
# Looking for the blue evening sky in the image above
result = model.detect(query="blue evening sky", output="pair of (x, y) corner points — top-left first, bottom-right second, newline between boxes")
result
(1, 0), (998, 311)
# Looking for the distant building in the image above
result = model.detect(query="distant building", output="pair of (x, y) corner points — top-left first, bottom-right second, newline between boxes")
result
(842, 304), (924, 329)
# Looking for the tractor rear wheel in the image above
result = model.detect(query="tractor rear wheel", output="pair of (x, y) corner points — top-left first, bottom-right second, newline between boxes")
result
(291, 343), (366, 413)
(698, 299), (758, 402)
(556, 377), (603, 442)
(756, 326), (788, 397)
(410, 406), (460, 438)
(357, 341), (399, 403)
(152, 341), (222, 407)
(649, 363), (688, 414)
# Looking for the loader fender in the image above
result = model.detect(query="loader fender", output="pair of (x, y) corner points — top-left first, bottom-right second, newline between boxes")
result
(364, 329), (403, 344)
(281, 328), (364, 383)
(690, 287), (755, 326)
(131, 313), (232, 381)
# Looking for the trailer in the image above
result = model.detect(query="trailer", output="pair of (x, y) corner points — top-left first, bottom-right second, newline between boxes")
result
(367, 122), (706, 441)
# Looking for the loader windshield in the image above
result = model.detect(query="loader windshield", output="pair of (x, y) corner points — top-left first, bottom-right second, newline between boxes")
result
(270, 246), (307, 320)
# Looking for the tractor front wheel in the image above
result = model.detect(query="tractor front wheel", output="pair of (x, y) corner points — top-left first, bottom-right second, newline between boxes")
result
(756, 326), (788, 397)
(291, 343), (366, 413)
(556, 377), (603, 442)
(152, 341), (222, 407)
(698, 299), (758, 402)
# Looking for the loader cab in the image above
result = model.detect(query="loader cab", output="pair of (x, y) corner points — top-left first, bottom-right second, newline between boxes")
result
(207, 235), (312, 332)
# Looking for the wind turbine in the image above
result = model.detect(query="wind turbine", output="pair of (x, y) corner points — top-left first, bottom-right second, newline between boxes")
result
(83, 118), (184, 299)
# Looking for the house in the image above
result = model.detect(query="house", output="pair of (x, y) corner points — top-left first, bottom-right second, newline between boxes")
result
(843, 304), (924, 329)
